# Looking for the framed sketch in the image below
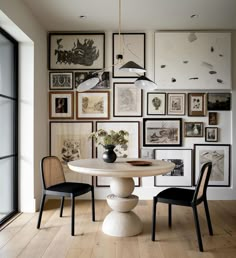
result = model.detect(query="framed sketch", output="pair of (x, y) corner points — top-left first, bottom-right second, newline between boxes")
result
(154, 149), (192, 186)
(74, 71), (110, 90)
(205, 127), (218, 142)
(141, 148), (154, 159)
(113, 83), (142, 117)
(96, 177), (140, 187)
(95, 121), (140, 187)
(184, 122), (204, 137)
(48, 32), (105, 70)
(154, 32), (231, 90)
(207, 93), (231, 111)
(143, 118), (182, 147)
(50, 121), (93, 184)
(167, 93), (186, 115)
(49, 72), (73, 90)
(194, 144), (231, 186)
(188, 93), (206, 116)
(49, 91), (74, 119)
(112, 33), (145, 78)
(208, 112), (218, 125)
(147, 92), (166, 115)
(76, 91), (110, 119)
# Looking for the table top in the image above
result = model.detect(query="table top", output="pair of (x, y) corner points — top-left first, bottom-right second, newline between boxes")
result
(68, 158), (175, 178)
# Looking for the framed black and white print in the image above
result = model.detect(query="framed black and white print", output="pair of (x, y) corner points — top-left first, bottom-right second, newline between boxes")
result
(147, 92), (166, 115)
(154, 149), (192, 186)
(141, 148), (154, 159)
(207, 93), (231, 111)
(49, 32), (105, 70)
(143, 118), (182, 147)
(205, 127), (218, 142)
(49, 91), (74, 119)
(194, 144), (231, 186)
(184, 122), (204, 137)
(50, 121), (93, 184)
(49, 72), (73, 90)
(112, 33), (145, 78)
(167, 93), (186, 115)
(208, 112), (218, 125)
(74, 71), (110, 90)
(113, 83), (142, 117)
(188, 93), (206, 116)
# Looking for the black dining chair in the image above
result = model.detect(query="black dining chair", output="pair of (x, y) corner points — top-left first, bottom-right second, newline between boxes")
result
(37, 156), (95, 236)
(152, 162), (213, 252)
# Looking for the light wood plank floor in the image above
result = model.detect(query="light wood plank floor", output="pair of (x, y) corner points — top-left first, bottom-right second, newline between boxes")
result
(0, 200), (236, 258)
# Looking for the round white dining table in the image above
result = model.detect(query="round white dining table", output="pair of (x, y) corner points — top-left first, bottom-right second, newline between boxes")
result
(68, 158), (175, 237)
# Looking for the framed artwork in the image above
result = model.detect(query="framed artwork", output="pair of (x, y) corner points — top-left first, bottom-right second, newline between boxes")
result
(112, 33), (145, 78)
(184, 122), (204, 137)
(95, 121), (140, 187)
(49, 91), (74, 119)
(208, 112), (218, 125)
(48, 32), (105, 70)
(143, 118), (182, 147)
(194, 144), (231, 186)
(167, 93), (186, 115)
(141, 148), (154, 159)
(113, 83), (142, 117)
(188, 93), (206, 116)
(74, 71), (110, 90)
(76, 91), (110, 119)
(154, 149), (192, 186)
(207, 93), (231, 111)
(49, 72), (73, 90)
(50, 121), (93, 184)
(205, 127), (218, 142)
(154, 32), (231, 90)
(147, 92), (166, 115)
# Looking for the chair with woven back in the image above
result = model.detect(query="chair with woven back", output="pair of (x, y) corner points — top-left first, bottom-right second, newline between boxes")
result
(152, 162), (213, 252)
(37, 156), (95, 236)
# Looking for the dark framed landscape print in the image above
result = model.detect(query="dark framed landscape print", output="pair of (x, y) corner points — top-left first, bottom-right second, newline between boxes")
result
(143, 118), (182, 147)
(207, 93), (231, 111)
(49, 32), (105, 70)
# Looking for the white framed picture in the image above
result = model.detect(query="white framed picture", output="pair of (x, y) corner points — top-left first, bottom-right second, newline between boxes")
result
(147, 92), (166, 115)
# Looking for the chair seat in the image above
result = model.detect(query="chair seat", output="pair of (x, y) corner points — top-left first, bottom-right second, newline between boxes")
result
(156, 188), (195, 206)
(46, 182), (92, 196)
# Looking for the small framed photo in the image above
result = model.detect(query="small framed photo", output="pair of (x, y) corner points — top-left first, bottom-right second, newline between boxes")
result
(208, 112), (218, 125)
(49, 72), (73, 90)
(74, 71), (110, 90)
(194, 144), (231, 186)
(147, 92), (166, 115)
(207, 93), (231, 111)
(48, 32), (105, 70)
(154, 149), (192, 186)
(188, 93), (206, 116)
(49, 91), (74, 119)
(205, 127), (218, 142)
(143, 118), (182, 147)
(76, 91), (110, 119)
(141, 148), (154, 159)
(113, 83), (142, 117)
(167, 93), (186, 115)
(184, 122), (204, 137)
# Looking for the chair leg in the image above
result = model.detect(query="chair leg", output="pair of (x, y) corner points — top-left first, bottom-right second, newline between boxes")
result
(204, 199), (213, 235)
(192, 206), (204, 252)
(168, 203), (172, 227)
(60, 197), (64, 217)
(91, 186), (95, 222)
(37, 194), (46, 229)
(71, 196), (75, 236)
(152, 197), (157, 241)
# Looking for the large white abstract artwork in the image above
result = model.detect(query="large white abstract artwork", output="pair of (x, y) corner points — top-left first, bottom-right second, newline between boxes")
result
(154, 32), (231, 89)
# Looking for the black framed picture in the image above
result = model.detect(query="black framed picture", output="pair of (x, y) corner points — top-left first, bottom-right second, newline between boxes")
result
(48, 32), (105, 70)
(205, 127), (218, 142)
(184, 122), (204, 137)
(143, 118), (182, 147)
(208, 112), (218, 125)
(49, 72), (73, 90)
(167, 93), (186, 115)
(147, 92), (166, 115)
(207, 93), (231, 111)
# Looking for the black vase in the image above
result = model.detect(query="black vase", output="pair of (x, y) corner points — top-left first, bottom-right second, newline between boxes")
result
(102, 145), (117, 163)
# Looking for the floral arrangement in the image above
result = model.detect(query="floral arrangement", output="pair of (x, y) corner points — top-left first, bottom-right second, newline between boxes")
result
(89, 129), (129, 147)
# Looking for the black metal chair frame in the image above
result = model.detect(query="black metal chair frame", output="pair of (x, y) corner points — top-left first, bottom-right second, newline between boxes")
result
(37, 156), (95, 236)
(152, 162), (213, 252)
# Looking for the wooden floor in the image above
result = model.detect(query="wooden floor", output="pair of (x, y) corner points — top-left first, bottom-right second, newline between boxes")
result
(0, 200), (236, 258)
